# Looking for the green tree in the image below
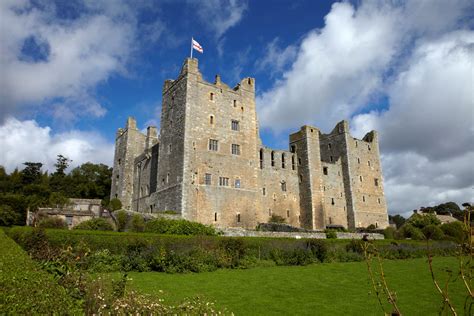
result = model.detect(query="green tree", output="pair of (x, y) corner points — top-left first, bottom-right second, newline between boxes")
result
(67, 163), (112, 199)
(0, 204), (20, 226)
(53, 155), (71, 176)
(108, 198), (122, 211)
(115, 210), (128, 232)
(130, 214), (145, 232)
(21, 162), (43, 185)
(389, 214), (406, 229)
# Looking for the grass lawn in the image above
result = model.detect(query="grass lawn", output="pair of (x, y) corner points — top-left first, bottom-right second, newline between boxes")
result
(127, 257), (468, 315)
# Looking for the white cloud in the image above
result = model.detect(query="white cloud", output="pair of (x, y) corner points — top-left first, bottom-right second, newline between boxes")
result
(0, 0), (137, 122)
(0, 117), (113, 173)
(256, 38), (298, 78)
(190, 0), (247, 40)
(257, 0), (473, 215)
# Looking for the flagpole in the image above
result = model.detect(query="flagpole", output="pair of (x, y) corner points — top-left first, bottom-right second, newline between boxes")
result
(190, 37), (193, 59)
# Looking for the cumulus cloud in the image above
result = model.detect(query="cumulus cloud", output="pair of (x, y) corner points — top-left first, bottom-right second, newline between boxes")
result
(0, 0), (137, 122)
(256, 38), (298, 78)
(257, 0), (473, 214)
(0, 117), (113, 173)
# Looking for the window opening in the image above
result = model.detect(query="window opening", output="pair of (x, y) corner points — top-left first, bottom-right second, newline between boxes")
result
(287, 210), (290, 218)
(271, 151), (275, 166)
(231, 144), (241, 155)
(323, 167), (328, 175)
(210, 92), (214, 101)
(292, 155), (295, 170)
(205, 173), (212, 185)
(214, 212), (217, 221)
(281, 181), (287, 192)
(219, 177), (229, 186)
(374, 178), (379, 186)
(235, 179), (241, 188)
(210, 116), (214, 124)
(331, 198), (335, 205)
(282, 153), (286, 168)
(231, 120), (240, 131)
(259, 148), (264, 169)
(209, 139), (218, 151)
(237, 213), (241, 222)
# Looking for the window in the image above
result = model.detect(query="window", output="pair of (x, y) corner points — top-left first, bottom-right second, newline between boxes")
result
(219, 177), (229, 186)
(259, 148), (264, 169)
(368, 160), (371, 167)
(210, 92), (214, 101)
(205, 173), (212, 185)
(166, 173), (170, 184)
(210, 115), (214, 124)
(331, 198), (335, 205)
(292, 155), (295, 170)
(235, 179), (241, 188)
(281, 181), (287, 192)
(231, 144), (241, 155)
(330, 156), (333, 162)
(323, 167), (328, 175)
(231, 120), (240, 131)
(290, 145), (296, 153)
(116, 174), (119, 179)
(271, 151), (275, 166)
(233, 100), (237, 107)
(298, 157), (302, 165)
(118, 159), (121, 165)
(355, 141), (358, 148)
(340, 192), (343, 197)
(237, 213), (241, 222)
(170, 120), (173, 128)
(287, 210), (290, 218)
(282, 153), (286, 168)
(328, 143), (332, 149)
(273, 193), (277, 200)
(363, 196), (366, 202)
(374, 178), (379, 186)
(368, 145), (371, 151)
(359, 175), (363, 182)
(357, 158), (360, 164)
(262, 187), (266, 196)
(268, 209), (272, 216)
(214, 212), (217, 221)
(66, 216), (73, 226)
(168, 144), (172, 153)
(378, 198), (381, 204)
(209, 139), (218, 151)
(299, 174), (303, 183)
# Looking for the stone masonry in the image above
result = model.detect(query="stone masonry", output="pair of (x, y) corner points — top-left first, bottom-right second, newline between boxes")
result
(110, 58), (389, 230)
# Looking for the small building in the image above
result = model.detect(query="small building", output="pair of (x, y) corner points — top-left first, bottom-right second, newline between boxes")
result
(27, 198), (103, 229)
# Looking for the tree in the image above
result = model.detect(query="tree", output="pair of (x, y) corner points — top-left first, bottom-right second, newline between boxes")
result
(67, 163), (112, 199)
(0, 204), (20, 226)
(108, 198), (122, 211)
(53, 155), (72, 176)
(389, 214), (406, 229)
(21, 162), (43, 185)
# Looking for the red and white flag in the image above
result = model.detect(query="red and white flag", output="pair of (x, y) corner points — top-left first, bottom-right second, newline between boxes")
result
(192, 38), (203, 53)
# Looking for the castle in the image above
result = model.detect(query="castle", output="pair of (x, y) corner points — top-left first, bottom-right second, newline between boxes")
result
(111, 58), (389, 230)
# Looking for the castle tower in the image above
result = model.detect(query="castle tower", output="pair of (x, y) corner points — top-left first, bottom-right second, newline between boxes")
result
(110, 117), (147, 210)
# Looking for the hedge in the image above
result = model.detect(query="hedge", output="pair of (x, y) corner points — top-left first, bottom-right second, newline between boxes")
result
(0, 229), (81, 314)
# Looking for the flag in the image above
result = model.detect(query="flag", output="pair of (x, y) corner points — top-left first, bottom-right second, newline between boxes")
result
(192, 38), (203, 53)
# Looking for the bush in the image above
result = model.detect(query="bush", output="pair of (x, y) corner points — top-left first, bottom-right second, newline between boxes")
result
(345, 239), (364, 254)
(74, 218), (114, 231)
(399, 224), (425, 240)
(108, 198), (122, 211)
(0, 204), (20, 227)
(37, 217), (68, 229)
(86, 249), (123, 272)
(269, 214), (286, 223)
(422, 224), (445, 240)
(144, 218), (217, 236)
(406, 213), (441, 229)
(325, 230), (337, 239)
(306, 239), (328, 262)
(130, 214), (145, 232)
(440, 221), (465, 243)
(383, 227), (396, 239)
(115, 210), (128, 232)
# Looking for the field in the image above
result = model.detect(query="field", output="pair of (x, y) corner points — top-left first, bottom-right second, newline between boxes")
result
(127, 257), (467, 315)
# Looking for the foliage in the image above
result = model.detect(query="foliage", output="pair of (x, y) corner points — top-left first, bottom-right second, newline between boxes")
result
(422, 224), (445, 240)
(0, 230), (81, 314)
(38, 217), (68, 229)
(108, 197), (122, 211)
(398, 224), (425, 240)
(440, 221), (465, 243)
(269, 214), (286, 223)
(389, 214), (406, 229)
(74, 218), (114, 231)
(306, 239), (328, 262)
(418, 201), (464, 221)
(131, 214), (145, 232)
(383, 226), (396, 239)
(325, 229), (337, 239)
(406, 213), (441, 229)
(0, 204), (20, 226)
(115, 210), (128, 232)
(144, 217), (217, 236)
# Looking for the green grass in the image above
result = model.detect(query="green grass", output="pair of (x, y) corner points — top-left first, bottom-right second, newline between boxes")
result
(127, 257), (468, 315)
(0, 229), (81, 314)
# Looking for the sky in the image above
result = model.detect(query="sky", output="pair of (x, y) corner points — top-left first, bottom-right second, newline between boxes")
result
(0, 0), (473, 217)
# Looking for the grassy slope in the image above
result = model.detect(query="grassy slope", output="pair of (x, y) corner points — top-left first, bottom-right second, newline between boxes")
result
(0, 229), (81, 314)
(128, 257), (468, 315)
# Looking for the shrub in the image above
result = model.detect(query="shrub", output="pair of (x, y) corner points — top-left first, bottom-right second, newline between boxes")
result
(131, 214), (145, 232)
(38, 217), (68, 229)
(115, 210), (128, 232)
(86, 249), (123, 272)
(108, 198), (122, 211)
(383, 227), (396, 239)
(406, 213), (441, 229)
(422, 224), (445, 240)
(399, 224), (425, 240)
(440, 221), (465, 243)
(269, 214), (286, 223)
(306, 239), (328, 262)
(74, 218), (114, 231)
(0, 204), (20, 227)
(345, 239), (364, 254)
(144, 218), (217, 236)
(325, 230), (337, 239)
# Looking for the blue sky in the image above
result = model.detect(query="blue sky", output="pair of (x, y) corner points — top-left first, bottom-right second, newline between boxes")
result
(1, 0), (473, 216)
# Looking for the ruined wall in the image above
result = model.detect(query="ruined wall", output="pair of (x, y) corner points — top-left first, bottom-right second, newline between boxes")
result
(181, 58), (259, 228)
(257, 147), (300, 226)
(110, 118), (146, 210)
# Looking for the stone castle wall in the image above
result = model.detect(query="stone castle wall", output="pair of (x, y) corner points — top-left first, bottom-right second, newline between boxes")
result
(111, 58), (389, 230)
